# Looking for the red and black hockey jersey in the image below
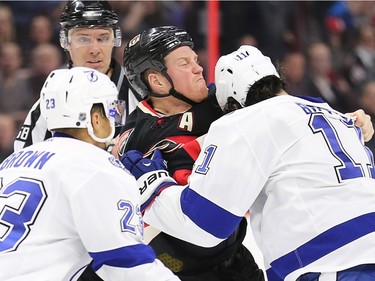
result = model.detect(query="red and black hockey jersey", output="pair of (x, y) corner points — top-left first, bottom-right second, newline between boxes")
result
(117, 93), (224, 184)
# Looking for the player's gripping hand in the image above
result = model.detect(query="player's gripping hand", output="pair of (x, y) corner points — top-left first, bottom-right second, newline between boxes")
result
(121, 149), (166, 179)
(121, 150), (176, 212)
(346, 109), (374, 142)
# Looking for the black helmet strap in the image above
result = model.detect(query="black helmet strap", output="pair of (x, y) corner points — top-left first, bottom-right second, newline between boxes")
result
(148, 71), (197, 106)
(148, 89), (197, 106)
(169, 88), (198, 106)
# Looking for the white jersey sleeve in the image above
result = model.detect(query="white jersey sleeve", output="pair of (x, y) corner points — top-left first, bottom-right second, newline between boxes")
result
(144, 95), (375, 281)
(0, 137), (179, 281)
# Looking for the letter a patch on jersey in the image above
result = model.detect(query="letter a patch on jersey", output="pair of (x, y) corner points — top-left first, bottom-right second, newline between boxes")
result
(178, 112), (193, 132)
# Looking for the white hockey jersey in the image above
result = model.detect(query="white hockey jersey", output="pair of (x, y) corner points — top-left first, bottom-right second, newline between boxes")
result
(143, 95), (375, 281)
(0, 136), (179, 281)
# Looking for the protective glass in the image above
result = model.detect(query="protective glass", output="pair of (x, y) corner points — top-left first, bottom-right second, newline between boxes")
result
(108, 100), (126, 127)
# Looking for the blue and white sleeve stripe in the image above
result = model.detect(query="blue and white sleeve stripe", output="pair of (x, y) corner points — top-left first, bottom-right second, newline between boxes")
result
(90, 244), (156, 271)
(180, 187), (243, 239)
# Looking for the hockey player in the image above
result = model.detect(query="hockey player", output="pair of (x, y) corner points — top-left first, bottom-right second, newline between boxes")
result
(14, 0), (142, 151)
(122, 45), (375, 281)
(116, 26), (224, 185)
(0, 67), (179, 281)
(113, 26), (263, 281)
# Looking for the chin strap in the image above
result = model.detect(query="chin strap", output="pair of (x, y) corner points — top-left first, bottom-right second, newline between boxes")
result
(169, 88), (198, 106)
(105, 59), (115, 75)
(147, 71), (199, 106)
(148, 88), (198, 106)
(146, 73), (218, 106)
(168, 83), (216, 106)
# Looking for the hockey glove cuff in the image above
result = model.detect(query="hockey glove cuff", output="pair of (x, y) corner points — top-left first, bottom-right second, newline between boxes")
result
(121, 150), (176, 211)
(137, 170), (176, 212)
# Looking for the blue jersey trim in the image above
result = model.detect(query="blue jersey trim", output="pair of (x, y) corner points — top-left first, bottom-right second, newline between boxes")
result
(90, 244), (156, 271)
(180, 187), (243, 239)
(266, 267), (284, 281)
(296, 96), (325, 103)
(296, 264), (375, 281)
(52, 132), (76, 139)
(268, 212), (375, 280)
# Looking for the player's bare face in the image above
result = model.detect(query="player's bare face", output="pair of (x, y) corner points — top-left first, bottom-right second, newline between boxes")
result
(68, 28), (113, 74)
(164, 46), (208, 103)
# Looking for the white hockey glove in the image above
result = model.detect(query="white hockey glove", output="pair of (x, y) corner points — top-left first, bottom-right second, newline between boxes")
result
(121, 149), (176, 212)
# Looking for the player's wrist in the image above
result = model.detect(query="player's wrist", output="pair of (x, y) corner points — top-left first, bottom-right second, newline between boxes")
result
(137, 170), (176, 211)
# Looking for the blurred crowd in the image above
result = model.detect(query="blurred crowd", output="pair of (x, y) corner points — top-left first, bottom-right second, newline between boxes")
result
(2, 0), (375, 161)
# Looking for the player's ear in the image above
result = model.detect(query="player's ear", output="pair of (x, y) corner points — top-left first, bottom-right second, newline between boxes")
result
(91, 111), (100, 126)
(90, 106), (111, 146)
(90, 105), (105, 131)
(148, 72), (169, 93)
(90, 111), (101, 139)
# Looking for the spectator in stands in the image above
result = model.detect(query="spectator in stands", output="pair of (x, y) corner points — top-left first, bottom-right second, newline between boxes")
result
(112, 1), (169, 42)
(22, 15), (60, 66)
(0, 114), (16, 162)
(25, 43), (63, 102)
(281, 51), (306, 96)
(303, 41), (357, 112)
(236, 34), (258, 48)
(0, 4), (16, 47)
(30, 15), (55, 45)
(344, 24), (375, 93)
(4, 1), (62, 47)
(220, 1), (298, 61)
(0, 42), (33, 126)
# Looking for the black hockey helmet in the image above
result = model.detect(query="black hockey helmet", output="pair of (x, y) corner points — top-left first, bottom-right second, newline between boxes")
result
(124, 26), (194, 100)
(59, 0), (121, 49)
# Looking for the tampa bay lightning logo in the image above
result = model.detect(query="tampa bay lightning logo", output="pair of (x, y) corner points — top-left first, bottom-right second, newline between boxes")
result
(108, 156), (126, 170)
(85, 70), (98, 82)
